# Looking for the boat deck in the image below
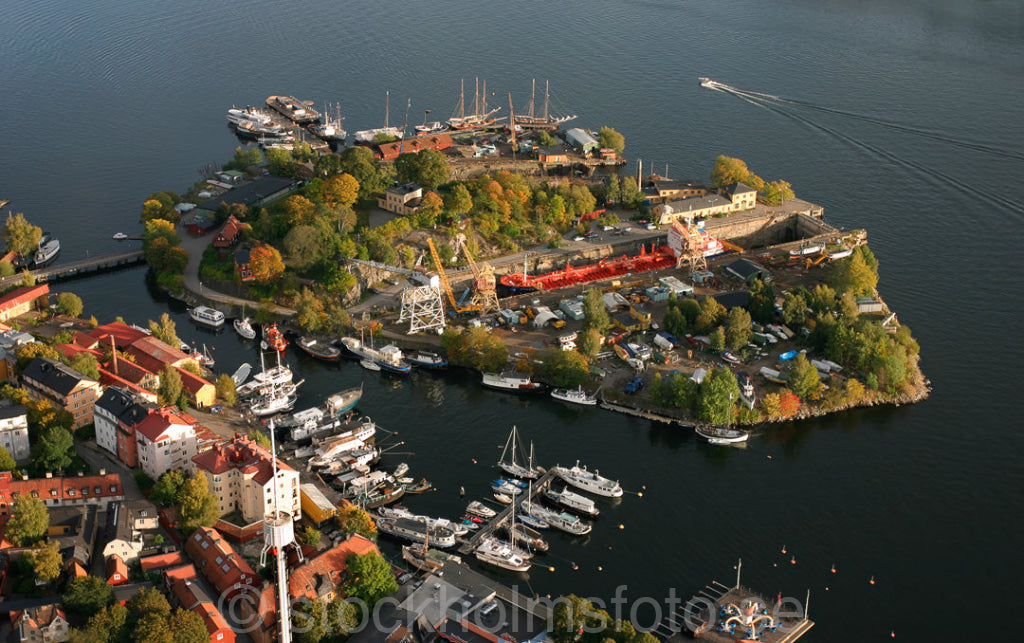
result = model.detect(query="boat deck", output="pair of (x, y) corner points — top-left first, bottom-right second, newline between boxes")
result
(456, 468), (558, 555)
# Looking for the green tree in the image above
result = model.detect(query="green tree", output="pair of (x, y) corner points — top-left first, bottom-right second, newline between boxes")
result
(453, 327), (508, 371)
(215, 373), (237, 406)
(69, 604), (130, 643)
(550, 595), (606, 643)
(445, 183), (473, 215)
(167, 608), (210, 643)
(394, 149), (450, 189)
(300, 526), (322, 547)
(150, 470), (186, 506)
(292, 600), (327, 643)
(20, 269), (36, 286)
(826, 249), (878, 296)
(710, 155), (762, 189)
(538, 348), (590, 388)
(709, 326), (725, 352)
(619, 176), (642, 208)
(313, 152), (343, 178)
(6, 494), (49, 545)
(418, 191), (444, 226)
(0, 260), (15, 278)
(697, 367), (740, 425)
(781, 292), (807, 328)
(69, 352), (100, 380)
(295, 288), (327, 332)
(577, 328), (603, 359)
(2, 213), (43, 259)
(15, 342), (61, 372)
(177, 473), (219, 533)
(604, 175), (621, 205)
(64, 576), (116, 615)
(147, 314), (180, 350)
(339, 146), (387, 198)
(694, 297), (727, 334)
(0, 446), (17, 472)
(725, 307), (752, 350)
(809, 283), (837, 316)
(762, 179), (795, 205)
(158, 365), (183, 407)
(582, 288), (610, 335)
(282, 225), (322, 270)
(228, 146), (263, 170)
(32, 425), (74, 472)
(56, 292), (84, 317)
(31, 541), (63, 583)
(598, 126), (625, 154)
(336, 505), (376, 540)
(265, 146), (297, 178)
(344, 552), (398, 607)
(788, 353), (821, 400)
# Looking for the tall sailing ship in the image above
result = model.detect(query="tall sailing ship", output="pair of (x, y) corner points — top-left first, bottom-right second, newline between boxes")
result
(511, 79), (576, 130)
(447, 78), (503, 130)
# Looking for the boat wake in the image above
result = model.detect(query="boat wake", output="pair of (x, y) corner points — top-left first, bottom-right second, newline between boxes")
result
(700, 78), (1024, 220)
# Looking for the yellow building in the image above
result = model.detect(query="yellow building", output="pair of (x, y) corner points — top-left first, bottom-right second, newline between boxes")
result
(300, 483), (337, 526)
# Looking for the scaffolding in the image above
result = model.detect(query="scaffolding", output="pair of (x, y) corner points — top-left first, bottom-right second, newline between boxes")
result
(399, 284), (446, 334)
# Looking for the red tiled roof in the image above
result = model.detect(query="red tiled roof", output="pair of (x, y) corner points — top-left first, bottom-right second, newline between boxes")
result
(191, 435), (294, 484)
(170, 577), (203, 609)
(377, 134), (453, 160)
(73, 332), (100, 348)
(140, 551), (186, 572)
(97, 369), (158, 403)
(184, 527), (256, 597)
(163, 563), (197, 586)
(196, 602), (233, 639)
(106, 357), (155, 385)
(213, 215), (246, 248)
(0, 284), (49, 316)
(0, 471), (122, 503)
(135, 407), (194, 443)
(55, 343), (102, 360)
(106, 554), (129, 585)
(288, 534), (379, 601)
(91, 322), (148, 347)
(128, 335), (190, 373)
(174, 366), (214, 395)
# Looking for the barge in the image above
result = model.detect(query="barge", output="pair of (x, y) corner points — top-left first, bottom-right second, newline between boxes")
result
(266, 95), (321, 124)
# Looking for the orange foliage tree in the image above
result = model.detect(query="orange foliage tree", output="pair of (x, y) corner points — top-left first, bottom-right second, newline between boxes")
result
(248, 244), (285, 285)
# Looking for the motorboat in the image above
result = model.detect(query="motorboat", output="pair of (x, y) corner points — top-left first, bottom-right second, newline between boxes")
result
(296, 336), (341, 362)
(497, 523), (549, 553)
(309, 433), (371, 468)
(262, 324), (288, 352)
(33, 234), (60, 266)
(491, 479), (523, 496)
(403, 350), (448, 369)
(721, 351), (741, 365)
(474, 536), (531, 572)
(554, 461), (623, 498)
(249, 382), (300, 417)
(234, 316), (256, 340)
(295, 415), (374, 448)
(189, 344), (215, 369)
(377, 507), (467, 537)
(544, 486), (600, 517)
(360, 359), (380, 372)
(550, 386), (598, 406)
(523, 504), (592, 535)
(482, 371), (544, 393)
(466, 501), (496, 519)
(517, 511), (550, 530)
(112, 232), (128, 241)
(492, 493), (513, 505)
(188, 306), (225, 329)
(399, 478), (433, 494)
(375, 516), (456, 548)
(342, 337), (411, 374)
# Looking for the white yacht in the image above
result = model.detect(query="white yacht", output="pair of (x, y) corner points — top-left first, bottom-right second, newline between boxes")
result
(481, 371), (544, 393)
(474, 536), (531, 572)
(188, 306), (225, 328)
(554, 461), (623, 498)
(544, 487), (600, 517)
(375, 516), (456, 548)
(522, 504), (592, 535)
(550, 386), (598, 406)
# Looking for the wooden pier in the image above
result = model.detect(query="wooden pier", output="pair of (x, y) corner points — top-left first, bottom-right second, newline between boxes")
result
(0, 250), (145, 289)
(599, 400), (689, 426)
(456, 467), (558, 555)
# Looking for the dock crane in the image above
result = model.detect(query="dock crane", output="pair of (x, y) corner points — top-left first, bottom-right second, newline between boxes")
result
(426, 237), (500, 315)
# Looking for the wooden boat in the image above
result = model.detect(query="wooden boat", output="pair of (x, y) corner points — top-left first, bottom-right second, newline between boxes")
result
(296, 336), (341, 362)
(399, 478), (433, 494)
(695, 425), (749, 444)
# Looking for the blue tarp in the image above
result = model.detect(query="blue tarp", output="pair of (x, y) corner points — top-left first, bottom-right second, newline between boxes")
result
(779, 350), (799, 361)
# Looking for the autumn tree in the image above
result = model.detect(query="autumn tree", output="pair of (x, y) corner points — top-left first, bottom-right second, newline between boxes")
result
(158, 364), (183, 407)
(56, 292), (84, 317)
(280, 194), (317, 226)
(322, 173), (360, 208)
(15, 342), (61, 372)
(148, 313), (181, 349)
(336, 505), (376, 540)
(177, 473), (219, 533)
(6, 494), (49, 545)
(215, 373), (236, 406)
(31, 541), (63, 584)
(417, 191), (444, 227)
(762, 179), (795, 205)
(295, 288), (326, 332)
(788, 353), (821, 400)
(598, 126), (625, 153)
(249, 244), (286, 284)
(2, 213), (43, 259)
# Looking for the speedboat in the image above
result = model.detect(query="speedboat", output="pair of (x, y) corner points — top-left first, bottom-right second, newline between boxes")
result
(112, 232), (128, 241)
(491, 479), (522, 496)
(721, 351), (741, 365)
(492, 492), (513, 505)
(188, 306), (225, 328)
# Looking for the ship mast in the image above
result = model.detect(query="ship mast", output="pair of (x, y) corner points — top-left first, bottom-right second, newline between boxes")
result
(459, 79), (465, 119)
(385, 91), (390, 128)
(474, 77), (479, 119)
(544, 79), (550, 122)
(529, 79), (536, 121)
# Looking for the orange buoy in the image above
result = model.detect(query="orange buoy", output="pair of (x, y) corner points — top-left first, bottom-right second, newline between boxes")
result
(471, 458), (477, 464)
(890, 630), (895, 637)
(597, 566), (603, 571)
(870, 576), (876, 585)
(831, 564), (836, 573)
(773, 563), (778, 567)
(781, 545), (787, 554)
(790, 556), (796, 565)
(618, 524), (624, 530)
(548, 566), (555, 572)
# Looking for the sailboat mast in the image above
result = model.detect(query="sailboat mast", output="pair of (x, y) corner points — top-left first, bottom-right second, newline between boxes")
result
(508, 92), (516, 150)
(529, 79), (536, 121)
(482, 79), (487, 115)
(459, 79), (465, 119)
(385, 91), (390, 128)
(474, 77), (479, 118)
(544, 80), (550, 122)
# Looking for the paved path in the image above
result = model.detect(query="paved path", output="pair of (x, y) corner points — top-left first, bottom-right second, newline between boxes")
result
(176, 221), (296, 316)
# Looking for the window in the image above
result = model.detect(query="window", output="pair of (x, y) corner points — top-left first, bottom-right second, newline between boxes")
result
(49, 489), (58, 497)
(215, 556), (224, 565)
(193, 533), (202, 542)
(222, 563), (230, 573)
(201, 541), (209, 550)
(67, 489), (76, 497)
(94, 486), (102, 494)
(82, 487), (89, 496)
(110, 485), (118, 493)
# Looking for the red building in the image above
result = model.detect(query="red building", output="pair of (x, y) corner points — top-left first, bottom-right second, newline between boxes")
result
(184, 527), (257, 601)
(288, 534), (379, 603)
(376, 133), (453, 161)
(234, 248), (253, 281)
(0, 284), (49, 322)
(213, 215), (245, 251)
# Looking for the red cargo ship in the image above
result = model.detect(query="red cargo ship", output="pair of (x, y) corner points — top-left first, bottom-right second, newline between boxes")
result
(500, 244), (676, 294)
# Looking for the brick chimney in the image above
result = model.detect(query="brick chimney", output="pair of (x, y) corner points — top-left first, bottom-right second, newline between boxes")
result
(110, 335), (118, 375)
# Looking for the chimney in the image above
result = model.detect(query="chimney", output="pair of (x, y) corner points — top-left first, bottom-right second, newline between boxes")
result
(110, 335), (118, 375)
(77, 471), (83, 477)
(45, 472), (52, 479)
(99, 468), (106, 475)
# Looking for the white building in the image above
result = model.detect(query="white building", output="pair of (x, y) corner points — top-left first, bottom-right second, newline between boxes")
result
(0, 403), (30, 461)
(191, 434), (301, 525)
(135, 407), (198, 480)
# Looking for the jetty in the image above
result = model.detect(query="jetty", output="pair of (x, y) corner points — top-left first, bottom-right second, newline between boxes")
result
(0, 250), (144, 289)
(456, 468), (557, 555)
(599, 400), (684, 426)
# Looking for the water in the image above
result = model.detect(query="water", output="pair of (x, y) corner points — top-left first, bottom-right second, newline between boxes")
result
(2, 0), (1022, 639)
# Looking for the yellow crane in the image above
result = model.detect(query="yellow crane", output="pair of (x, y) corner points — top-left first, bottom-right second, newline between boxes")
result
(427, 237), (478, 314)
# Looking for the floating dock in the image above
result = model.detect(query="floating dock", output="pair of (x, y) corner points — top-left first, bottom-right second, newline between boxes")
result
(456, 468), (557, 555)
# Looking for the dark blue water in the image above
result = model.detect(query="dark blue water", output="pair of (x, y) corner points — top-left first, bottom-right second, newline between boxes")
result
(2, 0), (1022, 640)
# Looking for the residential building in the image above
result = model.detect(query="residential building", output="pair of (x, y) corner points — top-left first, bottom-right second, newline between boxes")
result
(288, 534), (378, 603)
(641, 178), (708, 205)
(176, 367), (216, 409)
(169, 573), (237, 643)
(135, 407), (198, 479)
(106, 554), (130, 585)
(184, 526), (257, 601)
(191, 435), (301, 525)
(234, 248), (253, 282)
(184, 211), (219, 236)
(0, 403), (29, 461)
(10, 604), (69, 643)
(94, 387), (152, 459)
(47, 505), (99, 571)
(378, 183), (423, 216)
(20, 358), (100, 430)
(536, 145), (567, 164)
(213, 215), (245, 251)
(0, 471), (125, 516)
(654, 181), (758, 225)
(102, 500), (146, 564)
(0, 284), (49, 323)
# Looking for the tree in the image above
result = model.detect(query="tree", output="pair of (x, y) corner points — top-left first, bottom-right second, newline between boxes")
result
(150, 470), (186, 506)
(15, 342), (61, 372)
(441, 326), (508, 372)
(394, 149), (450, 189)
(227, 146), (263, 171)
(69, 352), (100, 380)
(265, 146), (297, 178)
(313, 152), (343, 178)
(56, 292), (84, 317)
(344, 552), (398, 607)
(550, 595), (605, 643)
(280, 194), (317, 227)
(826, 250), (878, 296)
(215, 373), (237, 406)
(710, 155), (762, 189)
(282, 225), (323, 270)
(158, 365), (182, 407)
(779, 390), (801, 417)
(339, 146), (387, 198)
(249, 244), (286, 284)
(762, 179), (795, 205)
(697, 367), (740, 425)
(578, 328), (603, 359)
(694, 296), (727, 333)
(2, 213), (43, 259)
(30, 541), (62, 583)
(581, 288), (610, 335)
(300, 526), (322, 547)
(295, 288), (326, 333)
(167, 608), (210, 643)
(445, 183), (473, 215)
(538, 348), (590, 388)
(598, 126), (625, 154)
(177, 473), (219, 533)
(781, 292), (807, 328)
(788, 354), (821, 400)
(70, 604), (130, 643)
(335, 204), (357, 233)
(337, 505), (376, 540)
(31, 425), (74, 472)
(0, 260), (15, 278)
(709, 326), (725, 352)
(0, 446), (17, 472)
(64, 576), (116, 615)
(6, 495), (48, 545)
(725, 307), (753, 350)
(418, 191), (444, 226)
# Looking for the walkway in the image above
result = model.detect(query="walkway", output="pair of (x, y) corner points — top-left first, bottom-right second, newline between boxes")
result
(175, 221), (296, 316)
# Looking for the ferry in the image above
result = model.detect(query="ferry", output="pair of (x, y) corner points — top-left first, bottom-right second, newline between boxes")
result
(550, 386), (598, 406)
(375, 516), (456, 548)
(33, 234), (60, 267)
(481, 371), (544, 393)
(188, 306), (225, 328)
(544, 487), (600, 517)
(554, 461), (623, 498)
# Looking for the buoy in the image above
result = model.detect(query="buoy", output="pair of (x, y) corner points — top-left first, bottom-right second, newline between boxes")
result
(637, 492), (643, 498)
(773, 563), (777, 568)
(641, 485), (647, 490)
(831, 564), (836, 573)
(767, 455), (773, 459)
(618, 524), (624, 530)
(572, 563), (578, 570)
(471, 459), (477, 464)
(597, 566), (603, 571)
(825, 586), (829, 591)
(548, 566), (555, 572)
(870, 576), (876, 585)
(890, 630), (895, 638)
(790, 556), (796, 565)
(781, 545), (787, 554)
